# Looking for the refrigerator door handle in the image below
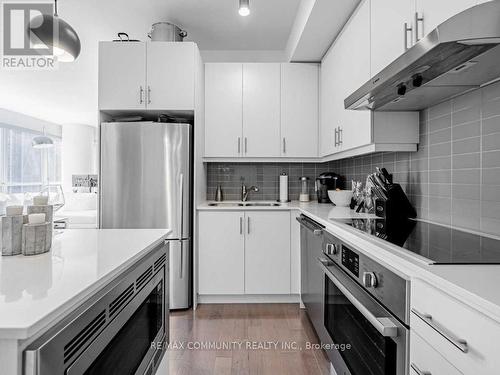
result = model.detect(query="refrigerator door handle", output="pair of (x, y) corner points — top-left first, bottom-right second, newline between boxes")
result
(179, 242), (184, 279)
(179, 173), (184, 279)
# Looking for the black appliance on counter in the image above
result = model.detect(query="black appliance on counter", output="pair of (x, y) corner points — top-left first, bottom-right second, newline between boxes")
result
(315, 172), (343, 203)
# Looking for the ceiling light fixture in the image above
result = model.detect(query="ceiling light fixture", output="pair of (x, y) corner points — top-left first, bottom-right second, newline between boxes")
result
(32, 128), (54, 149)
(239, 0), (250, 16)
(29, 0), (81, 62)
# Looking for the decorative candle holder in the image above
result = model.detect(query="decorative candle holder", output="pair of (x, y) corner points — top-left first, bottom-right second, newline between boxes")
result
(27, 205), (53, 240)
(1, 215), (26, 256)
(22, 222), (52, 256)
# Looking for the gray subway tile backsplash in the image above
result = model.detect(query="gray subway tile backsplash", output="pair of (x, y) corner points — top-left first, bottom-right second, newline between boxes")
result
(206, 81), (500, 237)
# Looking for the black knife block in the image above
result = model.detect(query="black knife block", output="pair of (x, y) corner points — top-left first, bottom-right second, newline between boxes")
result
(375, 184), (417, 219)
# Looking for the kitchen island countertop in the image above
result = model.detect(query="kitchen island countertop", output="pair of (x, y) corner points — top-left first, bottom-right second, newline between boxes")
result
(0, 229), (170, 340)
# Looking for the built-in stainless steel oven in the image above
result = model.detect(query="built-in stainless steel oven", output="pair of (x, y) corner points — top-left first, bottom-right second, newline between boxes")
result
(319, 231), (410, 375)
(24, 242), (169, 375)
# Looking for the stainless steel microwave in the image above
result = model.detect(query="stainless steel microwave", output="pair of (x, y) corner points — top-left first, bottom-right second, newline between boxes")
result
(24, 242), (169, 375)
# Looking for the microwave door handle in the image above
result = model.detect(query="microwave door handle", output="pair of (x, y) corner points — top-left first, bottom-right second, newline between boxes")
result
(318, 259), (399, 338)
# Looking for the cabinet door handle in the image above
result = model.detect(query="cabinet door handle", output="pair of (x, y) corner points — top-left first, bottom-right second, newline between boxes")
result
(240, 217), (243, 235)
(334, 128), (338, 147)
(411, 308), (468, 353)
(282, 138), (286, 154)
(410, 363), (431, 375)
(244, 137), (248, 154)
(415, 12), (424, 42)
(238, 137), (241, 154)
(139, 86), (144, 104)
(147, 86), (151, 104)
(338, 126), (343, 145)
(247, 216), (250, 234)
(404, 22), (413, 50)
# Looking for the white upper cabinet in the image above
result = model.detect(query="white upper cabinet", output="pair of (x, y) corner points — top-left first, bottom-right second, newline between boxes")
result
(99, 42), (146, 110)
(204, 63), (319, 159)
(414, 0), (477, 40)
(242, 63), (281, 157)
(320, 40), (342, 156)
(280, 64), (319, 158)
(371, 0), (480, 74)
(371, 0), (414, 75)
(320, 0), (419, 158)
(146, 42), (195, 110)
(336, 0), (372, 152)
(321, 0), (372, 156)
(99, 42), (197, 111)
(204, 63), (243, 158)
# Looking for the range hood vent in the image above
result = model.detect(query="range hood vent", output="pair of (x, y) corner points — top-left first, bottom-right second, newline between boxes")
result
(345, 1), (500, 111)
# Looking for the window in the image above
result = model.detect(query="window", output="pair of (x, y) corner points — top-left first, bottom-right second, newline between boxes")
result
(0, 124), (61, 194)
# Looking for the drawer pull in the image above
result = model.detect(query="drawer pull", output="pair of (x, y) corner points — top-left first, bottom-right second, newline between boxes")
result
(411, 363), (431, 375)
(411, 308), (468, 353)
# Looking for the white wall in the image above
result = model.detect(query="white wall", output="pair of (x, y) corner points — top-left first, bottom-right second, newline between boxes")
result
(201, 50), (287, 62)
(61, 124), (97, 193)
(0, 108), (62, 137)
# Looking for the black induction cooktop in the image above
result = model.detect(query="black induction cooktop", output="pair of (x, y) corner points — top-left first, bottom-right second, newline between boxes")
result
(333, 218), (500, 264)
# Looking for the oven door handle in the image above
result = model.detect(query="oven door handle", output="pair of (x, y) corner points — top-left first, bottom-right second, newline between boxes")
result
(318, 258), (399, 338)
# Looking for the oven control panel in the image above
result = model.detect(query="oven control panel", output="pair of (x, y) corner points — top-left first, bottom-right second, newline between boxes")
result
(341, 246), (359, 277)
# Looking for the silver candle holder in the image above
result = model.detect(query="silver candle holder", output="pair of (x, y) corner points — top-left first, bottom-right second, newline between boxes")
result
(22, 222), (52, 256)
(1, 215), (26, 256)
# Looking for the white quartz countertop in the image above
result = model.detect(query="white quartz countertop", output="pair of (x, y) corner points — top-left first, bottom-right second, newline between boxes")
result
(198, 200), (377, 219)
(0, 229), (169, 339)
(199, 200), (500, 323)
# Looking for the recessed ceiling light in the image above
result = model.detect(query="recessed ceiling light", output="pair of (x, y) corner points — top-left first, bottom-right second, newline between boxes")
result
(239, 0), (250, 16)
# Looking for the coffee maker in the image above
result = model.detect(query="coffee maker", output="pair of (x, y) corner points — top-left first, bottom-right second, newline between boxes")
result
(315, 172), (342, 203)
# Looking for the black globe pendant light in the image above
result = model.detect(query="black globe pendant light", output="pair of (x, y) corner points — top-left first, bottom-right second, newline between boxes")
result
(29, 0), (81, 62)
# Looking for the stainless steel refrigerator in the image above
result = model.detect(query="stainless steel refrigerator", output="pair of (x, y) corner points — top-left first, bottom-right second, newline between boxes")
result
(100, 121), (192, 309)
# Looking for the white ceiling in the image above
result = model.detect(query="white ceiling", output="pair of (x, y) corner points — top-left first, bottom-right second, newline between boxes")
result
(163, 0), (301, 50)
(290, 0), (361, 61)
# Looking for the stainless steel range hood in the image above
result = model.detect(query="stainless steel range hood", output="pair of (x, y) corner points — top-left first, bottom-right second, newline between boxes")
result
(345, 1), (500, 111)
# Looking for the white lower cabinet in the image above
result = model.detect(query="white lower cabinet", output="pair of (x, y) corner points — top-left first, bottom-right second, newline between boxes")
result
(245, 211), (291, 294)
(198, 210), (292, 296)
(411, 279), (500, 375)
(198, 211), (245, 295)
(410, 330), (463, 375)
